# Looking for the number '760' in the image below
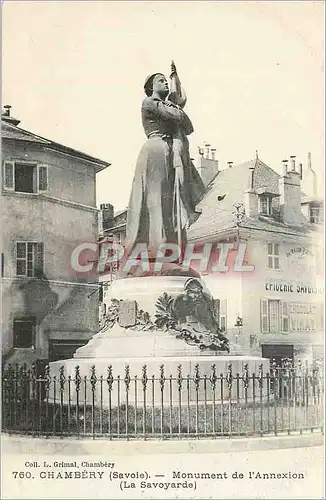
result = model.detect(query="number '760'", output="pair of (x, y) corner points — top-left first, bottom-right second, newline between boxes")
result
(12, 472), (33, 479)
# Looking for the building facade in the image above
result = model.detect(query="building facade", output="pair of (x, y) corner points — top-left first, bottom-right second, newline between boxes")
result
(99, 148), (323, 365)
(1, 107), (110, 365)
(188, 153), (324, 365)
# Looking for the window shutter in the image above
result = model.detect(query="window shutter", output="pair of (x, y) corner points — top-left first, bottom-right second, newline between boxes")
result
(316, 303), (324, 330)
(261, 299), (268, 333)
(4, 161), (15, 190)
(16, 242), (27, 276)
(213, 298), (220, 325)
(219, 299), (227, 332)
(1, 253), (4, 278)
(281, 301), (289, 333)
(27, 242), (35, 277)
(35, 242), (44, 277)
(38, 165), (48, 191)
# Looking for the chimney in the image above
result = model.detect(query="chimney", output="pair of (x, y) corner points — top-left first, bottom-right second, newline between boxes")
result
(227, 161), (233, 168)
(100, 203), (114, 231)
(290, 155), (296, 172)
(279, 158), (302, 225)
(197, 144), (219, 187)
(1, 105), (21, 126)
(282, 160), (288, 177)
(244, 189), (258, 218)
(244, 166), (258, 217)
(308, 152), (312, 170)
(302, 152), (317, 197)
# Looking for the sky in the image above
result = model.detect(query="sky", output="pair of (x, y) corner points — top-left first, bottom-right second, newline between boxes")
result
(2, 1), (324, 211)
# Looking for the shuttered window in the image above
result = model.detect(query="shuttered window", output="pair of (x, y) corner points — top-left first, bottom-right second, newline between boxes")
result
(267, 243), (280, 270)
(261, 299), (284, 333)
(269, 300), (280, 333)
(3, 161), (49, 192)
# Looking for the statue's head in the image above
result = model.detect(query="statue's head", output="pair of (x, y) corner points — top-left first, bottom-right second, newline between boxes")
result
(144, 73), (169, 98)
(184, 278), (203, 302)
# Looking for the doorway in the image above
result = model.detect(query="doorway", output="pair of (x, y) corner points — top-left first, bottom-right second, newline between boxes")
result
(261, 344), (294, 367)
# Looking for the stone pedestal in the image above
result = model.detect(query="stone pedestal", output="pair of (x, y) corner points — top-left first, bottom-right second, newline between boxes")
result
(49, 276), (270, 406)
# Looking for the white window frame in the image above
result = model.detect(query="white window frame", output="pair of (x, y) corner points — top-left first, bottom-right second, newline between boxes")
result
(309, 206), (321, 224)
(259, 195), (272, 215)
(15, 241), (44, 278)
(267, 242), (280, 270)
(3, 161), (49, 193)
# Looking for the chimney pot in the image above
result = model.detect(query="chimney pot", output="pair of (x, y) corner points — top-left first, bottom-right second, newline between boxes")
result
(299, 163), (303, 180)
(279, 159), (301, 225)
(308, 152), (312, 170)
(2, 105), (20, 126)
(205, 143), (211, 159)
(227, 161), (233, 168)
(100, 203), (114, 231)
(290, 155), (296, 171)
(282, 160), (288, 176)
(211, 148), (216, 161)
(3, 105), (11, 116)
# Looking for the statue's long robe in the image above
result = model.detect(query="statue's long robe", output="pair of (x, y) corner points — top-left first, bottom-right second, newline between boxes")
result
(125, 96), (205, 257)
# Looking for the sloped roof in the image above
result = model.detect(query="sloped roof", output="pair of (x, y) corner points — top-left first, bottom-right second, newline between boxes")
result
(241, 216), (313, 236)
(114, 208), (128, 218)
(188, 158), (313, 241)
(2, 121), (50, 144)
(100, 157), (317, 240)
(188, 160), (255, 240)
(1, 120), (110, 172)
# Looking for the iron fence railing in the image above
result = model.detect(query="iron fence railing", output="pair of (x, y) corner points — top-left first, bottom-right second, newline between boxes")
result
(2, 361), (324, 439)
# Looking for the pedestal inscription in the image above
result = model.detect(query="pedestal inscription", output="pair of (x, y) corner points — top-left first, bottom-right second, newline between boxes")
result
(118, 299), (137, 327)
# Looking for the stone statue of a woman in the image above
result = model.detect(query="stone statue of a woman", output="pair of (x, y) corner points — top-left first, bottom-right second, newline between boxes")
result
(125, 62), (205, 261)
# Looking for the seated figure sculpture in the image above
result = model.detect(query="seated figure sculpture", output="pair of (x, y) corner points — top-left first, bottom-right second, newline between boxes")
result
(172, 278), (229, 352)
